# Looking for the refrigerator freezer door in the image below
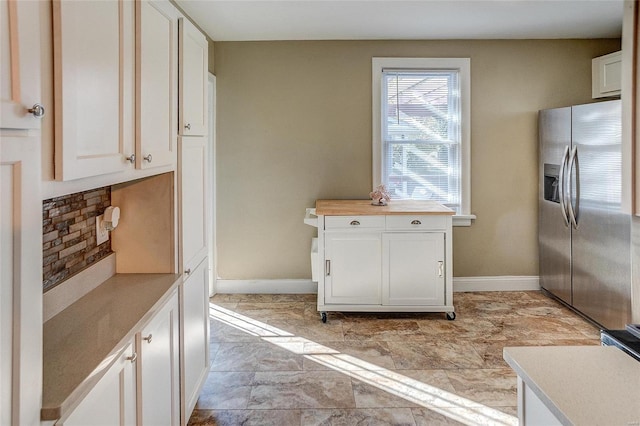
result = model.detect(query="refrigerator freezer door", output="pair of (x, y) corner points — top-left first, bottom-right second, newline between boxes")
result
(571, 100), (631, 329)
(539, 107), (572, 304)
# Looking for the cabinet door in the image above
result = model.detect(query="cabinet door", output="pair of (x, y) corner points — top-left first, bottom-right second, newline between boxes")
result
(592, 51), (621, 98)
(179, 18), (208, 136)
(136, 0), (177, 169)
(1, 0), (42, 130)
(52, 0), (135, 180)
(137, 291), (179, 426)
(60, 344), (136, 426)
(179, 136), (208, 274)
(324, 232), (382, 305)
(180, 258), (210, 424)
(382, 233), (445, 306)
(0, 133), (42, 426)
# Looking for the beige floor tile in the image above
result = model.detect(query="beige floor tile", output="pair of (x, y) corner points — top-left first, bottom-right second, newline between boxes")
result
(211, 342), (304, 371)
(387, 339), (486, 370)
(301, 408), (416, 425)
(188, 409), (301, 425)
(302, 340), (395, 371)
(444, 368), (517, 407)
(411, 407), (466, 426)
(195, 372), (254, 409)
(248, 371), (355, 409)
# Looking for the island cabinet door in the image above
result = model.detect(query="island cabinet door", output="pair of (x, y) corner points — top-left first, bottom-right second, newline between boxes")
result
(324, 232), (382, 305)
(382, 232), (445, 306)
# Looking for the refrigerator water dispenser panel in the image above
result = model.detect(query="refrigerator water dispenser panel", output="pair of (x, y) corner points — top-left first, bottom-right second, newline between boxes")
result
(543, 163), (561, 203)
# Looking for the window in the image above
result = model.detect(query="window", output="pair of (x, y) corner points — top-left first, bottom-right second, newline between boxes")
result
(372, 58), (472, 221)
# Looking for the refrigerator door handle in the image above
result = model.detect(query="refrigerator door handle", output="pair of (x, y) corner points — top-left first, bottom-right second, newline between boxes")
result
(558, 145), (570, 227)
(567, 145), (579, 228)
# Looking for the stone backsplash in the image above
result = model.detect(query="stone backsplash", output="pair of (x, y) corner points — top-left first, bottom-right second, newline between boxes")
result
(43, 187), (113, 292)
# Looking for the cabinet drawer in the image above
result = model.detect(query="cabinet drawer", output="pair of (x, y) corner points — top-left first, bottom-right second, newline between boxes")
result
(385, 215), (447, 230)
(325, 215), (385, 230)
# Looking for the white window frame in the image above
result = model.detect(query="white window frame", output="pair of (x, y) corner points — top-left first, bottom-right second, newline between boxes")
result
(372, 57), (474, 226)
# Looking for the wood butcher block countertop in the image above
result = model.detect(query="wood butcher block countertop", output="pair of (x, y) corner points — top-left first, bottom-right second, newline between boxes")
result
(315, 199), (455, 216)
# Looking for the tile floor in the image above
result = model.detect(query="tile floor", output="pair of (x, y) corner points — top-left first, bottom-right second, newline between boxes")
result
(188, 291), (600, 426)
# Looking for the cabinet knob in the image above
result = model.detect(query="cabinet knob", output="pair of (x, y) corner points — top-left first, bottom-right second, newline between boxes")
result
(411, 220), (422, 225)
(185, 268), (191, 276)
(143, 334), (152, 344)
(184, 123), (191, 130)
(27, 103), (45, 118)
(126, 352), (137, 363)
(143, 154), (152, 163)
(125, 154), (135, 164)
(350, 220), (360, 226)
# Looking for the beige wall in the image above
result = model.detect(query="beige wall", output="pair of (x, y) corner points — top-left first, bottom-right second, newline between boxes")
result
(218, 39), (621, 280)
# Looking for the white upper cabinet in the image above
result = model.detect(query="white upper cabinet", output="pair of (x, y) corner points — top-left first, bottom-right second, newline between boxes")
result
(0, 0), (43, 130)
(179, 18), (208, 136)
(592, 51), (622, 99)
(136, 0), (178, 169)
(52, 0), (135, 181)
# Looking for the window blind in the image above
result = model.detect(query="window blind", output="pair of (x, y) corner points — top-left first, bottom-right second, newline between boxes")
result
(382, 70), (461, 212)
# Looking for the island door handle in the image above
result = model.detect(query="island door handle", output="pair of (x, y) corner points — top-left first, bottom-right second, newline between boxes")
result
(325, 260), (331, 276)
(438, 261), (444, 278)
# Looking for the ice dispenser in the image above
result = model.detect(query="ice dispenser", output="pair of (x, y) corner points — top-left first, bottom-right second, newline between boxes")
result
(543, 163), (561, 203)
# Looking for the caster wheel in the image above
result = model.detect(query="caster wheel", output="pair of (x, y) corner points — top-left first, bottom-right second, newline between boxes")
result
(321, 312), (327, 323)
(446, 312), (456, 321)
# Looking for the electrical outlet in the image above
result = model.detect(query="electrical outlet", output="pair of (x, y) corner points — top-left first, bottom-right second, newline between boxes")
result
(96, 215), (109, 245)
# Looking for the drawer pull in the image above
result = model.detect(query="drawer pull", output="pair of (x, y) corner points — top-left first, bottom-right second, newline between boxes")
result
(325, 260), (331, 276)
(126, 352), (137, 363)
(350, 220), (360, 226)
(438, 261), (444, 278)
(411, 220), (422, 225)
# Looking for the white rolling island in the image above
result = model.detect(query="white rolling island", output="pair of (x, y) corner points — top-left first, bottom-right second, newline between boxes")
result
(503, 346), (640, 426)
(309, 199), (455, 323)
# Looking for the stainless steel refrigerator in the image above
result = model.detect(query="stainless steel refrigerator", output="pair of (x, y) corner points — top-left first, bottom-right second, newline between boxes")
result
(539, 100), (631, 330)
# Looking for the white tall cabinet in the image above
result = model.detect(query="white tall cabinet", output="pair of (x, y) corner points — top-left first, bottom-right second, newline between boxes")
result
(0, 1), (43, 425)
(177, 17), (210, 425)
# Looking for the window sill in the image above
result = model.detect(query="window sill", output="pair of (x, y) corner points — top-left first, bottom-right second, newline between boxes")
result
(453, 214), (476, 227)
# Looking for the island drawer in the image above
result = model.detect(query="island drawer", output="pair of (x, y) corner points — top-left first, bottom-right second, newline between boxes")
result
(325, 215), (385, 230)
(385, 215), (447, 230)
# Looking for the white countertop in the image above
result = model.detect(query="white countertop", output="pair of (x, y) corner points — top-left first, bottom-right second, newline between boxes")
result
(503, 346), (640, 426)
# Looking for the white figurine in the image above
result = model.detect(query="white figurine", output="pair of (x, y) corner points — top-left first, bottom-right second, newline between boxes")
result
(369, 184), (391, 206)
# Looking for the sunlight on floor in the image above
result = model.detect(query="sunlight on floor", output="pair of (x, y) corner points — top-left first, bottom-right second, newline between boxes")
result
(210, 303), (517, 426)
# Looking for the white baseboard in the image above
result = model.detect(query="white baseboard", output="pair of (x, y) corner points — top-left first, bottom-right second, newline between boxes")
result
(215, 279), (317, 294)
(453, 276), (540, 292)
(214, 276), (540, 294)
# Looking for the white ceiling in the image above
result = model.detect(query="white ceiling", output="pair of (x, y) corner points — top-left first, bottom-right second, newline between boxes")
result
(175, 0), (624, 42)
